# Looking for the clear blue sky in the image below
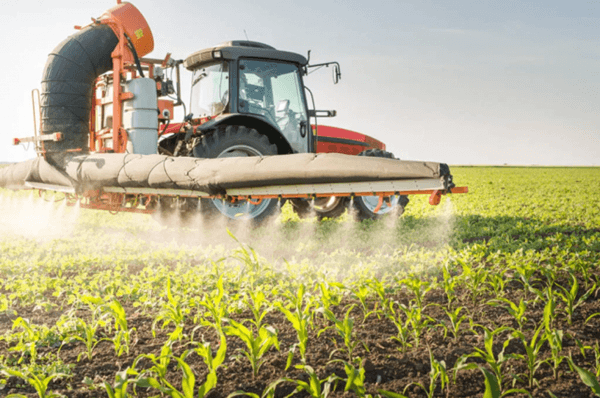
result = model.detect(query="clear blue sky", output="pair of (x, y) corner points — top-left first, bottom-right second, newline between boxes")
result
(1, 0), (598, 165)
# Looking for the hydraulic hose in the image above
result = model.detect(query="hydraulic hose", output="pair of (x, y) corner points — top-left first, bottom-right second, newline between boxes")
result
(124, 33), (145, 78)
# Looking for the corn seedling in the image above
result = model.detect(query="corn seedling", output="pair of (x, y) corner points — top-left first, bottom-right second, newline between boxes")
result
(486, 271), (508, 297)
(350, 284), (375, 322)
(9, 317), (40, 364)
(329, 358), (368, 397)
(103, 369), (132, 398)
(228, 229), (263, 278)
(462, 366), (530, 398)
(243, 289), (271, 330)
(195, 333), (227, 374)
(403, 349), (449, 398)
(223, 319), (280, 378)
(579, 341), (600, 378)
(458, 261), (488, 305)
(398, 276), (432, 309)
(367, 279), (391, 318)
(454, 327), (514, 391)
(104, 299), (135, 356)
(512, 325), (547, 388)
(544, 328), (565, 380)
(275, 285), (312, 365)
(514, 262), (538, 295)
(487, 297), (528, 330)
(198, 276), (228, 332)
(132, 340), (174, 383)
(399, 303), (435, 348)
(70, 317), (107, 361)
(282, 364), (339, 398)
(317, 282), (344, 312)
(7, 318), (62, 366)
(441, 264), (458, 308)
(555, 274), (596, 325)
(137, 343), (224, 398)
(317, 305), (360, 361)
(385, 301), (411, 352)
(0, 367), (70, 398)
(152, 278), (187, 340)
(136, 350), (196, 398)
(441, 306), (467, 342)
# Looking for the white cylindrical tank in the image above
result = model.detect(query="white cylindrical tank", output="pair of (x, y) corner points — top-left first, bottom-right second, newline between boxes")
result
(123, 78), (158, 154)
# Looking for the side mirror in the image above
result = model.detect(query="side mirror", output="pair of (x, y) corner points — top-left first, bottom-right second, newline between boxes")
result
(308, 110), (336, 118)
(333, 64), (341, 84)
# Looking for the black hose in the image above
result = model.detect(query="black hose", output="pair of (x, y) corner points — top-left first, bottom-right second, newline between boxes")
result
(159, 119), (170, 137)
(124, 33), (145, 78)
(40, 24), (119, 166)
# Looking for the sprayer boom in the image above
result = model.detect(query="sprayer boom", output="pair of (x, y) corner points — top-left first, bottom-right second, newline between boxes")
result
(25, 178), (467, 216)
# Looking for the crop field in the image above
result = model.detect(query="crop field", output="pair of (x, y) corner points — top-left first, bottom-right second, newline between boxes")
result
(1, 166), (600, 398)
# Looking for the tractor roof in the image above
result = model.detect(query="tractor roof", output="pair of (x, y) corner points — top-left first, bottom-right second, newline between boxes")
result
(184, 40), (308, 70)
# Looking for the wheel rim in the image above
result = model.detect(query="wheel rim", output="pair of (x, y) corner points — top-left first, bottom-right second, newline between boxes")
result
(212, 144), (273, 220)
(217, 145), (263, 158)
(212, 197), (272, 220)
(313, 196), (342, 214)
(359, 195), (400, 215)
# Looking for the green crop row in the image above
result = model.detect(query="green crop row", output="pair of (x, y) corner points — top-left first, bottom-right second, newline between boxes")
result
(0, 166), (599, 398)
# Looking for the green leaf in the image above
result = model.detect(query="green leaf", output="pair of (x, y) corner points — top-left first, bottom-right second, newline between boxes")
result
(571, 361), (600, 396)
(480, 368), (501, 398)
(214, 333), (227, 369)
(377, 389), (408, 398)
(174, 355), (196, 398)
(285, 348), (295, 370)
(136, 377), (163, 389)
(227, 392), (260, 398)
(199, 372), (218, 398)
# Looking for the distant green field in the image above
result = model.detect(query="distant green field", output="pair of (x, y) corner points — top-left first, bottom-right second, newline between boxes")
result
(0, 167), (599, 397)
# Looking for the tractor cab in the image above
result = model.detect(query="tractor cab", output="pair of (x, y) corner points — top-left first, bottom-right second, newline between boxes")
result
(184, 41), (314, 154)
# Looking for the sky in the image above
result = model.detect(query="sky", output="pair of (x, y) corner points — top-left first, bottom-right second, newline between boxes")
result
(1, 0), (598, 165)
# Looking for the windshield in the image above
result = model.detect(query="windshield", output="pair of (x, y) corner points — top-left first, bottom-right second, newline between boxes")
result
(238, 60), (307, 132)
(190, 62), (229, 118)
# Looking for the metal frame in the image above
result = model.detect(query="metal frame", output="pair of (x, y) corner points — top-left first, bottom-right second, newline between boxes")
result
(25, 182), (76, 194)
(28, 178), (467, 215)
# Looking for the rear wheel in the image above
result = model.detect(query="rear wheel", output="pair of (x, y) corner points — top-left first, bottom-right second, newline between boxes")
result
(351, 149), (409, 221)
(290, 197), (346, 220)
(192, 125), (280, 224)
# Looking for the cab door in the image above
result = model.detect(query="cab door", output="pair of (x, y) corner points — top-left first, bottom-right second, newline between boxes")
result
(238, 59), (310, 153)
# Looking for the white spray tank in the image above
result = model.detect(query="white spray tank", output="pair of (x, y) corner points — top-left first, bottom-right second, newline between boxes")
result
(123, 78), (158, 154)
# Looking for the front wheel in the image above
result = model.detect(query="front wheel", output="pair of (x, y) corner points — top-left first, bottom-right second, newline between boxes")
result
(193, 125), (281, 225)
(351, 149), (409, 221)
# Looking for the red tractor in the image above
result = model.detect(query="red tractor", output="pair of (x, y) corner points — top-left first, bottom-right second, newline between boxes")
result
(148, 40), (407, 222)
(6, 2), (464, 219)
